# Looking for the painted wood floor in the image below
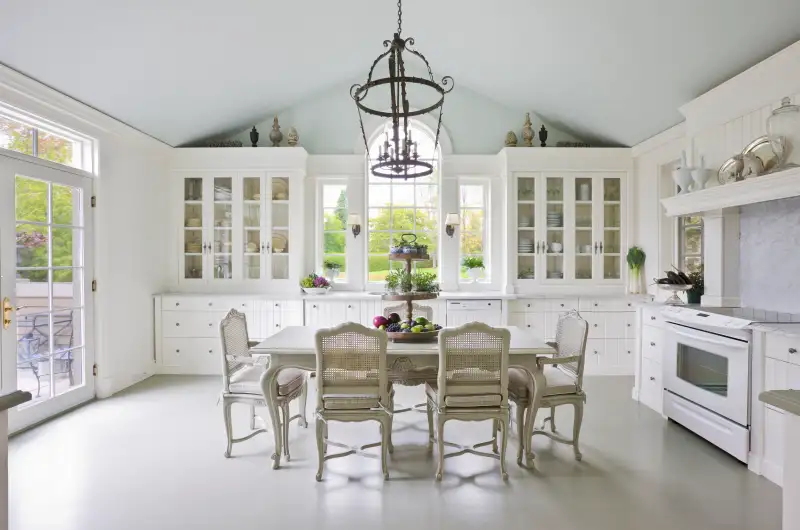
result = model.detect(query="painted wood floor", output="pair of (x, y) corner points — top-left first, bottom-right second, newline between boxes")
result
(9, 375), (780, 530)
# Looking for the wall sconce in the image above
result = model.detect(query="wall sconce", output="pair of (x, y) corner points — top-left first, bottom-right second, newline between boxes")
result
(445, 213), (460, 238)
(348, 214), (362, 238)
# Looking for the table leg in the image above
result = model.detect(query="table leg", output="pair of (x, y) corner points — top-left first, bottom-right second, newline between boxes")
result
(524, 364), (546, 467)
(260, 365), (283, 470)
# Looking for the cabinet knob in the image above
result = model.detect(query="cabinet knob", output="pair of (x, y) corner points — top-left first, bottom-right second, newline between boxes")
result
(176, 349), (180, 353)
(313, 305), (317, 309)
(275, 303), (279, 307)
(649, 376), (655, 381)
(488, 303), (491, 306)
(348, 305), (352, 309)
(650, 342), (656, 347)
(790, 348), (797, 354)
(593, 350), (598, 355)
(560, 303), (565, 308)
(527, 325), (531, 328)
(208, 350), (213, 354)
(627, 303), (632, 307)
(208, 302), (213, 307)
(594, 303), (598, 307)
(627, 350), (631, 354)
(527, 304), (530, 308)
(175, 302), (180, 307)
(175, 323), (180, 327)
(208, 323), (213, 327)
(276, 324), (279, 328)
(650, 316), (656, 321)
(627, 324), (631, 327)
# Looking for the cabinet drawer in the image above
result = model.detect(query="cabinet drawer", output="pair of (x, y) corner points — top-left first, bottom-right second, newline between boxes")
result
(640, 357), (663, 413)
(446, 300), (500, 311)
(162, 311), (228, 338)
(641, 306), (664, 328)
(765, 332), (800, 364)
(641, 325), (664, 362)
(271, 300), (303, 313)
(580, 298), (628, 312)
(162, 296), (250, 312)
(548, 298), (579, 312)
(162, 338), (219, 373)
(510, 299), (548, 312)
(583, 312), (605, 339)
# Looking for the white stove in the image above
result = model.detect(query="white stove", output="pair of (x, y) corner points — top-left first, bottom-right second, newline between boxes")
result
(660, 305), (800, 463)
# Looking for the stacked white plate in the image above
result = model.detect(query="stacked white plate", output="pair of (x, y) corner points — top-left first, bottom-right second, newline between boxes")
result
(547, 212), (563, 227)
(518, 238), (534, 254)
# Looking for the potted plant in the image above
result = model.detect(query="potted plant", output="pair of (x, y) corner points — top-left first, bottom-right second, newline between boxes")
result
(384, 270), (401, 294)
(687, 265), (704, 304)
(626, 246), (646, 294)
(300, 273), (330, 295)
(323, 259), (341, 280)
(412, 271), (440, 293)
(461, 256), (485, 283)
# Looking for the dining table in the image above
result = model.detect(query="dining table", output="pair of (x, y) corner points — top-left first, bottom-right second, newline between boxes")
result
(251, 325), (555, 469)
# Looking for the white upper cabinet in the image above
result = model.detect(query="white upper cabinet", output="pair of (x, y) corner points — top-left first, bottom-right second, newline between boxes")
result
(512, 170), (627, 288)
(171, 148), (307, 290)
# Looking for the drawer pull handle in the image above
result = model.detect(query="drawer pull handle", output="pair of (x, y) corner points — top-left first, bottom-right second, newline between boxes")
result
(527, 325), (531, 328)
(627, 350), (631, 354)
(313, 305), (317, 309)
(627, 303), (632, 307)
(488, 303), (491, 306)
(790, 348), (798, 354)
(208, 323), (212, 327)
(527, 304), (530, 308)
(650, 342), (656, 347)
(594, 303), (598, 307)
(275, 303), (279, 307)
(650, 316), (656, 321)
(208, 303), (213, 307)
(627, 324), (631, 327)
(560, 304), (565, 308)
(348, 305), (352, 309)
(593, 350), (598, 355)
(175, 302), (180, 307)
(175, 323), (180, 327)
(208, 350), (213, 354)
(649, 376), (655, 381)
(176, 349), (180, 353)
(276, 324), (279, 328)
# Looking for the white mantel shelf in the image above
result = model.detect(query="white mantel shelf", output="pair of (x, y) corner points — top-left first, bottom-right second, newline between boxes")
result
(661, 166), (800, 217)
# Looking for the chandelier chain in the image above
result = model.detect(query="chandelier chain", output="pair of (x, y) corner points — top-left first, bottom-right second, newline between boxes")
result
(396, 0), (403, 35)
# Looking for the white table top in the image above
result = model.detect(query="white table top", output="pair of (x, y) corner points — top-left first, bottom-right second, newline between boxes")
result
(252, 326), (553, 355)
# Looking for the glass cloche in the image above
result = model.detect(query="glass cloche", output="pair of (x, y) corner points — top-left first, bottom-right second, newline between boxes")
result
(767, 97), (800, 169)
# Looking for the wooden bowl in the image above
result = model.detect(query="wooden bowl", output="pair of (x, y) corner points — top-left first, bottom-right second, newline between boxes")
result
(386, 329), (440, 343)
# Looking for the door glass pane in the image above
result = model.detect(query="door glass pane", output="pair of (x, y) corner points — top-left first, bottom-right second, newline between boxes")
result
(604, 178), (621, 202)
(518, 177), (535, 201)
(0, 115), (35, 156)
(546, 177), (564, 281)
(677, 344), (729, 396)
(517, 175), (535, 280)
(183, 178), (204, 280)
(14, 175), (87, 406)
(245, 255), (261, 280)
(243, 176), (262, 280)
(184, 177), (203, 201)
(213, 177), (232, 201)
(604, 255), (621, 280)
(213, 255), (232, 280)
(271, 177), (289, 201)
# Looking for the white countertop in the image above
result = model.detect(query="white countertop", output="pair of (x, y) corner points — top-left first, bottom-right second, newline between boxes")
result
(749, 323), (800, 337)
(157, 290), (642, 301)
(760, 390), (800, 416)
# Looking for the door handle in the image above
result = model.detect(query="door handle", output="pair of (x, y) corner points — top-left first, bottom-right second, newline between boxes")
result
(3, 297), (11, 329)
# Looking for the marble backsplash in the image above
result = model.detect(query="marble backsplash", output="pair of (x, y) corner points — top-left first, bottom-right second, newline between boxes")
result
(740, 196), (800, 313)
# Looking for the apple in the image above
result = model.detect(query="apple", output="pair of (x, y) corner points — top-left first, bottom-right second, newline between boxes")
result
(400, 322), (410, 330)
(411, 325), (423, 333)
(415, 316), (429, 326)
(388, 312), (401, 324)
(373, 315), (389, 328)
(379, 324), (386, 330)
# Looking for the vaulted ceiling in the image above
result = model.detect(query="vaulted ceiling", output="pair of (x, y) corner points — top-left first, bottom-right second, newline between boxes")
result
(1, 0), (799, 147)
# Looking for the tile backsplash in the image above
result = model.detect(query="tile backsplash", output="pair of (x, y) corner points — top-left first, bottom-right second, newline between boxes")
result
(740, 196), (800, 313)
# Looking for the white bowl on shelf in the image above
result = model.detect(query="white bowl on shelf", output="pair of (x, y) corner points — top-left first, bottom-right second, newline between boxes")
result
(302, 287), (330, 295)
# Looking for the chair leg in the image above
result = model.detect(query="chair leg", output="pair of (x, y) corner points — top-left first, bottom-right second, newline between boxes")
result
(323, 421), (328, 454)
(435, 416), (446, 481)
(281, 403), (291, 461)
(380, 419), (390, 480)
(426, 402), (434, 453)
(550, 406), (557, 433)
(499, 416), (509, 481)
(573, 401), (584, 461)
(298, 377), (309, 428)
(387, 395), (394, 455)
(222, 400), (233, 458)
(249, 404), (256, 431)
(315, 417), (325, 482)
(515, 403), (526, 466)
(491, 419), (499, 454)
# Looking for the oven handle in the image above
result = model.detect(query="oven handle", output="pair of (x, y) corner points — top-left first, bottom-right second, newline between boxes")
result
(666, 325), (745, 348)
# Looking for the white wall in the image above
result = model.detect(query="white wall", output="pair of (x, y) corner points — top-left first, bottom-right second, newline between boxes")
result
(0, 66), (171, 398)
(226, 80), (581, 154)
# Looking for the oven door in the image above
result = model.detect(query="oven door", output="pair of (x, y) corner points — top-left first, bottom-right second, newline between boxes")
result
(663, 322), (750, 426)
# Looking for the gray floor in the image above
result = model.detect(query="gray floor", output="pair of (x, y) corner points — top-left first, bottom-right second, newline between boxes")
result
(9, 376), (781, 530)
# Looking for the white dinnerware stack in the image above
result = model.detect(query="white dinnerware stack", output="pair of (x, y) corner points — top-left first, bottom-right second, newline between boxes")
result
(518, 238), (534, 254)
(547, 211), (563, 227)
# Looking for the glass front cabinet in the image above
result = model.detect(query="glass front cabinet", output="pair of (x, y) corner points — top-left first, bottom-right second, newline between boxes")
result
(178, 172), (302, 287)
(512, 172), (625, 286)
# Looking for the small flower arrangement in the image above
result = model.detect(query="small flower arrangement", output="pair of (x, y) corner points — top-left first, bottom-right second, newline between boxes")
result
(300, 273), (330, 294)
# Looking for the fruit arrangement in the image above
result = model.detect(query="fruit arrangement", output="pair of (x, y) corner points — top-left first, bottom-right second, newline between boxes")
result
(373, 313), (442, 334)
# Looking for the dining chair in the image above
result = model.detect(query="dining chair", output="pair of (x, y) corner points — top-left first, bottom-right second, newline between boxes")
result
(426, 322), (511, 481)
(314, 322), (393, 482)
(508, 309), (589, 465)
(219, 309), (307, 459)
(383, 303), (437, 415)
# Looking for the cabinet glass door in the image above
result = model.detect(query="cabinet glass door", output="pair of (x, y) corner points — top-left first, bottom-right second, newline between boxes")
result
(182, 177), (204, 280)
(544, 176), (564, 281)
(516, 175), (537, 281)
(600, 176), (622, 280)
(270, 176), (290, 280)
(573, 176), (594, 280)
(242, 176), (263, 280)
(212, 177), (233, 280)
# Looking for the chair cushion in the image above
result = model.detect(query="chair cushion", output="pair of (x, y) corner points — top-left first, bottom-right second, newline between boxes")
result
(425, 382), (502, 408)
(229, 366), (305, 397)
(322, 395), (382, 410)
(508, 366), (577, 400)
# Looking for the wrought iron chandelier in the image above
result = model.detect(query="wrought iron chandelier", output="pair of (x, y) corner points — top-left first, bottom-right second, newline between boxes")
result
(351, 0), (453, 180)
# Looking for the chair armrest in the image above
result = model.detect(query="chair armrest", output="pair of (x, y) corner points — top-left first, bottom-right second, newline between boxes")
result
(248, 340), (260, 348)
(226, 355), (269, 367)
(536, 355), (581, 367)
(546, 341), (558, 350)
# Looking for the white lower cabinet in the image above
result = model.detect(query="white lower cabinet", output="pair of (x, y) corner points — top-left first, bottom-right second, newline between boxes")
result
(509, 297), (636, 376)
(639, 356), (663, 414)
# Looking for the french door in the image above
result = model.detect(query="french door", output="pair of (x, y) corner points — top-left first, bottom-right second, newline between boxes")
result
(0, 153), (94, 433)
